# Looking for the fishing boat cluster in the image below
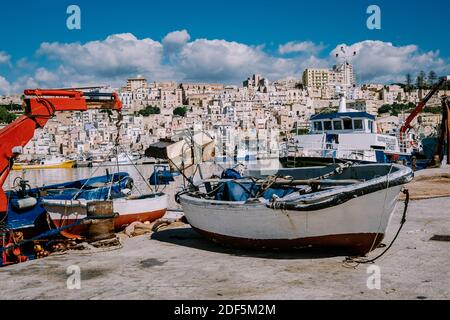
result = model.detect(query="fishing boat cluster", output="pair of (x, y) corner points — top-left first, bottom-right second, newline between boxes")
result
(2, 166), (173, 266)
(3, 91), (448, 267)
(1, 148), (416, 268)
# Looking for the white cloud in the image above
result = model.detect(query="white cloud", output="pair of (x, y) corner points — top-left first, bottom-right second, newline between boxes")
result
(2, 33), (449, 93)
(175, 39), (327, 82)
(35, 67), (60, 84)
(0, 76), (11, 95)
(331, 41), (448, 83)
(279, 41), (325, 55)
(16, 58), (33, 69)
(0, 51), (10, 64)
(37, 33), (171, 83)
(163, 30), (191, 54)
(35, 33), (320, 84)
(178, 39), (273, 81)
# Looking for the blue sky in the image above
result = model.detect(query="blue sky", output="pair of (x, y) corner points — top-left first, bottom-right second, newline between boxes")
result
(0, 0), (449, 93)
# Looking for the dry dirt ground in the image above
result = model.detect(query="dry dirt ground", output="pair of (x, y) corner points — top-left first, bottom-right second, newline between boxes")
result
(0, 169), (449, 300)
(403, 167), (450, 200)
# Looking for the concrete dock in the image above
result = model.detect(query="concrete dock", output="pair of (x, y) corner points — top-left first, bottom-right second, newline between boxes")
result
(0, 192), (449, 300)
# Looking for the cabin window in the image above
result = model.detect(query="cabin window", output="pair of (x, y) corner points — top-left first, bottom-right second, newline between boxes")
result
(323, 121), (332, 130)
(343, 119), (353, 130)
(314, 121), (323, 131)
(353, 119), (363, 130)
(333, 120), (342, 130)
(368, 120), (373, 133)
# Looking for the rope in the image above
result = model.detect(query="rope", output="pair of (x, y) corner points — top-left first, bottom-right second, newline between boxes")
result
(70, 110), (126, 200)
(343, 188), (410, 267)
(117, 145), (153, 193)
(111, 110), (153, 194)
(70, 146), (117, 200)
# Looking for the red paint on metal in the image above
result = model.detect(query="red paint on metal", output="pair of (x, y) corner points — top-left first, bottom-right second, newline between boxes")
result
(0, 89), (122, 216)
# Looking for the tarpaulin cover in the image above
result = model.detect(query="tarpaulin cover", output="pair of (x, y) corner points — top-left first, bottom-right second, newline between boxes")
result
(221, 168), (242, 180)
(149, 168), (175, 185)
(213, 181), (295, 202)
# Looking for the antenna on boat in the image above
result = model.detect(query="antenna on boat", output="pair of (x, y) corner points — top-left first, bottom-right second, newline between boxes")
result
(334, 46), (357, 113)
(336, 86), (347, 113)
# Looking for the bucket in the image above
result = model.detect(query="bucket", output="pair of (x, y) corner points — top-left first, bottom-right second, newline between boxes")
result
(86, 201), (116, 242)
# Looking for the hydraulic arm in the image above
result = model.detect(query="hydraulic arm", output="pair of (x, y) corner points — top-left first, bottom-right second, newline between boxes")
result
(400, 76), (450, 135)
(0, 89), (122, 216)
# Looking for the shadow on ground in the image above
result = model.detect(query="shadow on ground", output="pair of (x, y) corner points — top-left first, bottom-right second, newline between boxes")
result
(151, 226), (356, 260)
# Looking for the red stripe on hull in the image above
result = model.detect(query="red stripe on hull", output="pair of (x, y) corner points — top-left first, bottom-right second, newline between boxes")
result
(114, 209), (166, 230)
(52, 209), (166, 236)
(191, 226), (384, 254)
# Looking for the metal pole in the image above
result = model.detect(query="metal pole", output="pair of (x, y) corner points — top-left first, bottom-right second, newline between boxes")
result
(446, 102), (450, 165)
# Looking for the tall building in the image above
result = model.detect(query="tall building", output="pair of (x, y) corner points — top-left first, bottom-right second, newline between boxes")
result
(302, 68), (329, 88)
(126, 76), (148, 92)
(332, 62), (355, 87)
(302, 63), (356, 89)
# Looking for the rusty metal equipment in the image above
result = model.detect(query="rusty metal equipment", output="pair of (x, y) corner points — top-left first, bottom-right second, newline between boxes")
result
(85, 201), (116, 242)
(433, 97), (450, 165)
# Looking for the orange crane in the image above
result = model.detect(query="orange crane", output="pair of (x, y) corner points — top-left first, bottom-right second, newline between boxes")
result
(400, 76), (449, 134)
(399, 76), (449, 151)
(0, 89), (122, 218)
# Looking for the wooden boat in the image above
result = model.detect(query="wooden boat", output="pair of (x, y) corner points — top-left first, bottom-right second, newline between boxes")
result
(13, 156), (75, 170)
(178, 163), (413, 254)
(145, 132), (215, 171)
(42, 193), (168, 234)
(5, 172), (133, 236)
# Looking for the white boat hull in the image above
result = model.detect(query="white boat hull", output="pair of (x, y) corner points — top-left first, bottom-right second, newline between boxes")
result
(44, 193), (168, 234)
(180, 185), (403, 253)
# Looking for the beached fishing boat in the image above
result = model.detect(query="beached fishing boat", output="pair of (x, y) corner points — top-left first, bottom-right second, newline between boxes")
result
(42, 193), (168, 234)
(178, 163), (413, 253)
(5, 172), (133, 237)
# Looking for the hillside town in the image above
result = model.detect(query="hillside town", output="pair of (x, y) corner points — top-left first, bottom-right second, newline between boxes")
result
(0, 62), (448, 161)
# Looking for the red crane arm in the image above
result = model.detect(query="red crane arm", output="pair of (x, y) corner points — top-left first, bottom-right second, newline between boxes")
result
(0, 89), (122, 215)
(400, 76), (449, 134)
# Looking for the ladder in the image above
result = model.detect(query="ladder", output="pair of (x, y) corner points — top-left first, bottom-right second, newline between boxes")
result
(285, 137), (298, 168)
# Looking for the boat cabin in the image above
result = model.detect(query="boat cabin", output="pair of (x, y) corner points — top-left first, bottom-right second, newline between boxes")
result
(310, 112), (377, 134)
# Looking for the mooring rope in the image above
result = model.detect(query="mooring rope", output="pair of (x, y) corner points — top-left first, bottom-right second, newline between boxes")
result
(343, 188), (410, 267)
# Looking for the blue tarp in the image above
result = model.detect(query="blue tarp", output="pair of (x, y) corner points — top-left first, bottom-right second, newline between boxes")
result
(213, 181), (295, 202)
(221, 168), (242, 180)
(149, 169), (175, 185)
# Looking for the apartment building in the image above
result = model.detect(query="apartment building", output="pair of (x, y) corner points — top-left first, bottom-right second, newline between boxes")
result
(302, 68), (329, 89)
(303, 63), (356, 89)
(126, 76), (148, 91)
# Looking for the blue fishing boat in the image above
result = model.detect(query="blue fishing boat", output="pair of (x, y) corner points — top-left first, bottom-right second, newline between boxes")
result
(5, 172), (133, 235)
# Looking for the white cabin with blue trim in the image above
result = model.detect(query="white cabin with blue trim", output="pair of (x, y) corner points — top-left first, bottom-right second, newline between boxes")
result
(292, 97), (404, 163)
(310, 112), (377, 134)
